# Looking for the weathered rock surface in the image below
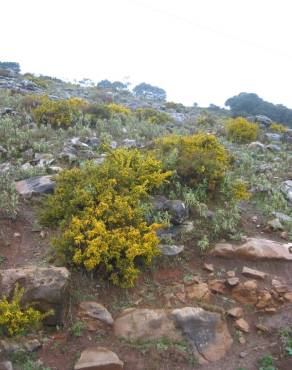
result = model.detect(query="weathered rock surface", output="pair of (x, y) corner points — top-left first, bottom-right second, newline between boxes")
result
(158, 244), (184, 256)
(74, 347), (123, 370)
(77, 301), (113, 331)
(0, 267), (70, 325)
(212, 238), (292, 261)
(114, 307), (232, 364)
(242, 267), (267, 280)
(15, 175), (55, 196)
(0, 361), (13, 370)
(281, 180), (292, 203)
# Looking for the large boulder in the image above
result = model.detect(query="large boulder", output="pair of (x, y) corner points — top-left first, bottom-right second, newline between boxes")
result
(281, 180), (292, 203)
(74, 347), (123, 370)
(0, 267), (70, 325)
(114, 307), (232, 364)
(254, 115), (272, 127)
(15, 176), (55, 196)
(212, 238), (292, 261)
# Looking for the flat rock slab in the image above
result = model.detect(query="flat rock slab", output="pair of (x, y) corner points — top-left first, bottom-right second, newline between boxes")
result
(114, 307), (232, 364)
(212, 238), (292, 261)
(78, 301), (113, 331)
(158, 244), (184, 256)
(15, 175), (55, 196)
(74, 347), (123, 370)
(0, 266), (70, 325)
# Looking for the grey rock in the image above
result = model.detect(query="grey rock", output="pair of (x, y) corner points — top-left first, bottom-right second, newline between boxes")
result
(267, 218), (284, 230)
(264, 133), (282, 142)
(281, 180), (292, 203)
(23, 339), (42, 352)
(59, 146), (78, 162)
(85, 137), (101, 148)
(266, 144), (281, 152)
(0, 361), (13, 370)
(272, 212), (292, 223)
(0, 162), (11, 173)
(254, 115), (272, 126)
(158, 244), (184, 256)
(0, 266), (70, 325)
(248, 141), (265, 151)
(122, 138), (137, 148)
(74, 347), (123, 370)
(15, 175), (55, 196)
(0, 145), (7, 156)
(110, 141), (117, 149)
(152, 196), (188, 225)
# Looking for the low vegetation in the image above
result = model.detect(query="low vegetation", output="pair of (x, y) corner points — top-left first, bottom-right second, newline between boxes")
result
(226, 117), (259, 143)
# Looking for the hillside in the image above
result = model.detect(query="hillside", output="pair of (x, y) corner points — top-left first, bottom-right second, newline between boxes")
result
(0, 66), (291, 370)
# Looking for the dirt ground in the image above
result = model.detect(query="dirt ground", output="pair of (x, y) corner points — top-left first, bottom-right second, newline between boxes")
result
(0, 202), (291, 370)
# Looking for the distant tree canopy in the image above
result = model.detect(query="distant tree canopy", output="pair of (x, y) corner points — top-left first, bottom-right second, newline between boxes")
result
(97, 79), (128, 91)
(225, 92), (292, 128)
(133, 83), (166, 101)
(0, 61), (20, 73)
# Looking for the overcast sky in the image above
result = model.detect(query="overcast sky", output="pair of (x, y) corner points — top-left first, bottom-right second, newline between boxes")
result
(2, 0), (292, 107)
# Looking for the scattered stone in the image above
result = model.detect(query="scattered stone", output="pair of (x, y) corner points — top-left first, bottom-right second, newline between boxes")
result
(209, 279), (227, 294)
(77, 301), (113, 331)
(238, 335), (246, 345)
(74, 346), (123, 370)
(114, 307), (232, 364)
(255, 324), (269, 332)
(152, 196), (188, 225)
(0, 267), (70, 325)
(235, 318), (250, 333)
(122, 139), (137, 148)
(281, 180), (292, 203)
(212, 238), (292, 261)
(158, 244), (184, 256)
(267, 218), (283, 231)
(239, 351), (248, 358)
(13, 232), (21, 238)
(203, 263), (214, 272)
(227, 307), (244, 319)
(185, 283), (211, 301)
(283, 292), (292, 302)
(264, 307), (277, 314)
(256, 291), (272, 309)
(0, 361), (13, 370)
(242, 267), (267, 280)
(272, 279), (288, 293)
(266, 144), (281, 152)
(15, 175), (55, 196)
(0, 340), (22, 353)
(23, 339), (42, 352)
(280, 231), (289, 240)
(232, 280), (258, 305)
(226, 277), (240, 287)
(226, 270), (236, 278)
(248, 142), (265, 151)
(272, 212), (292, 223)
(264, 133), (282, 142)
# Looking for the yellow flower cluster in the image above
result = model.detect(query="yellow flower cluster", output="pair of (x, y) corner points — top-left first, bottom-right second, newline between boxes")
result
(231, 179), (251, 201)
(33, 96), (87, 128)
(0, 285), (51, 336)
(107, 103), (132, 117)
(40, 148), (171, 287)
(270, 123), (287, 133)
(226, 117), (259, 143)
(157, 133), (230, 187)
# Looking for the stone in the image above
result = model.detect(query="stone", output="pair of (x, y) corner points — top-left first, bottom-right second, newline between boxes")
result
(255, 115), (272, 127)
(185, 283), (211, 302)
(23, 339), (42, 352)
(227, 307), (244, 319)
(256, 291), (272, 309)
(0, 267), (70, 325)
(122, 139), (137, 148)
(231, 281), (258, 305)
(74, 347), (123, 370)
(242, 267), (267, 280)
(114, 307), (232, 364)
(226, 277), (240, 287)
(77, 301), (113, 331)
(226, 270), (236, 278)
(235, 318), (250, 333)
(248, 141), (265, 151)
(264, 133), (282, 142)
(281, 180), (292, 203)
(152, 196), (188, 225)
(255, 324), (269, 332)
(0, 361), (13, 370)
(271, 279), (288, 293)
(284, 292), (292, 302)
(266, 144), (281, 152)
(267, 218), (283, 230)
(209, 279), (227, 294)
(15, 176), (55, 196)
(157, 244), (184, 256)
(273, 212), (292, 223)
(203, 263), (214, 272)
(212, 238), (292, 261)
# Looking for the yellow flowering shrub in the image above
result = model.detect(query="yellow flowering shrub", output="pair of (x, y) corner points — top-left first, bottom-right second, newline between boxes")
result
(231, 179), (250, 201)
(270, 123), (287, 133)
(226, 117), (259, 143)
(32, 96), (86, 128)
(107, 103), (132, 116)
(0, 285), (51, 337)
(156, 133), (229, 187)
(40, 148), (171, 287)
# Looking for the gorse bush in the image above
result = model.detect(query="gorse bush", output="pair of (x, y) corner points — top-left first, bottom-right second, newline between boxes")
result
(33, 96), (86, 128)
(107, 103), (132, 117)
(226, 117), (259, 143)
(156, 133), (230, 188)
(270, 123), (287, 133)
(0, 170), (19, 219)
(40, 148), (171, 287)
(0, 285), (51, 336)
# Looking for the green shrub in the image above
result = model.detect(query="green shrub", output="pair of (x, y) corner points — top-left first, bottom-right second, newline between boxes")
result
(40, 148), (171, 287)
(0, 170), (19, 219)
(226, 117), (259, 143)
(0, 285), (51, 336)
(136, 108), (172, 124)
(156, 133), (230, 188)
(23, 73), (48, 89)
